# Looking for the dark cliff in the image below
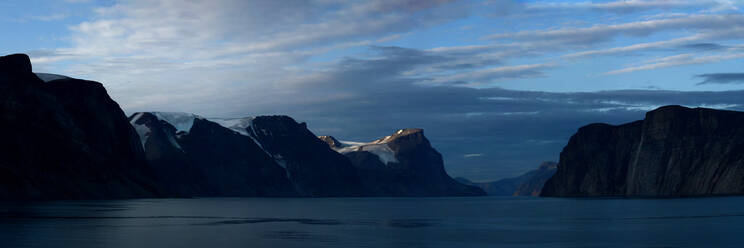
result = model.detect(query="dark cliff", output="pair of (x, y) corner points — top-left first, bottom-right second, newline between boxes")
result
(322, 129), (485, 196)
(0, 54), (162, 200)
(542, 105), (744, 197)
(129, 113), (298, 197)
(249, 116), (363, 197)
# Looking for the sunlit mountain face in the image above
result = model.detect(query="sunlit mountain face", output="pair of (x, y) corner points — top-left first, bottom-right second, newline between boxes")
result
(3, 0), (744, 181)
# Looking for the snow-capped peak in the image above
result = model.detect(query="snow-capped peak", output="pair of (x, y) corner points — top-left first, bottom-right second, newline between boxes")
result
(321, 129), (424, 165)
(332, 140), (399, 165)
(209, 117), (255, 136)
(151, 112), (202, 133)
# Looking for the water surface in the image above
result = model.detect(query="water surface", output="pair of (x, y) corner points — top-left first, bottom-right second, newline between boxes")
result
(1, 196), (743, 247)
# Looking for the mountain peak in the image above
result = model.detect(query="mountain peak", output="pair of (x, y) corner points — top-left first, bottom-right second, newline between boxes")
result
(318, 135), (341, 148)
(0, 54), (32, 75)
(372, 128), (424, 144)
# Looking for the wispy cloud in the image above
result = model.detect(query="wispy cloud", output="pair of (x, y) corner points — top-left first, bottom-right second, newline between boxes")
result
(526, 0), (737, 13)
(606, 51), (744, 74)
(464, 153), (484, 158)
(29, 13), (69, 21)
(488, 14), (744, 45)
(696, 73), (744, 84)
(427, 63), (556, 86)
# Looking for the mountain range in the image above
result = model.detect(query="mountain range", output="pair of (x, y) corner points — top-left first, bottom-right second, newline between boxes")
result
(5, 52), (744, 200)
(0, 53), (483, 199)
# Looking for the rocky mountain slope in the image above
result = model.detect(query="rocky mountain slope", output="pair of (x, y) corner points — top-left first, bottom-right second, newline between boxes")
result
(130, 113), (362, 197)
(457, 162), (557, 196)
(542, 105), (744, 197)
(320, 129), (485, 196)
(129, 113), (297, 197)
(0, 54), (162, 200)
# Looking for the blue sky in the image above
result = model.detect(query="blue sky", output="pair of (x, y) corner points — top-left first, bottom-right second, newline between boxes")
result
(3, 0), (744, 181)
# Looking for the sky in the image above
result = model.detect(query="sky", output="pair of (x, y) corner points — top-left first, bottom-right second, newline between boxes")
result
(3, 0), (744, 181)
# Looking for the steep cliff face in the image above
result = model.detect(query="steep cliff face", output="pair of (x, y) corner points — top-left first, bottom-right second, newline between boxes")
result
(250, 116), (363, 197)
(0, 54), (162, 200)
(322, 129), (485, 196)
(542, 105), (744, 197)
(177, 118), (297, 196)
(129, 113), (297, 197)
(128, 112), (202, 196)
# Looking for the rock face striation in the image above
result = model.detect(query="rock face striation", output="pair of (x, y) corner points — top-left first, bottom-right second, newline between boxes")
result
(248, 116), (363, 196)
(457, 162), (557, 196)
(0, 54), (162, 200)
(541, 105), (744, 197)
(320, 129), (485, 196)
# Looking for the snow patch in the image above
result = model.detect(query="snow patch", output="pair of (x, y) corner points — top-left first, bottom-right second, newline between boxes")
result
(152, 112), (201, 133)
(210, 117), (267, 151)
(210, 117), (254, 136)
(129, 112), (150, 148)
(334, 141), (399, 165)
(211, 117), (287, 171)
(135, 113), (289, 171)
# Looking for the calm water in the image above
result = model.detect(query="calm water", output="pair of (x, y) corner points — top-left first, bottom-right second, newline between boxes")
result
(1, 196), (743, 247)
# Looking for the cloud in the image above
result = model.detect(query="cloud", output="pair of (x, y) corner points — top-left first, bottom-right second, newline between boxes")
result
(29, 13), (70, 21)
(488, 14), (744, 46)
(696, 73), (744, 84)
(605, 51), (744, 74)
(464, 153), (484, 158)
(526, 0), (737, 13)
(480, 13), (744, 74)
(427, 63), (556, 86)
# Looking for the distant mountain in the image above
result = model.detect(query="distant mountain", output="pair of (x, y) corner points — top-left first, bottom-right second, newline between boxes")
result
(514, 162), (558, 196)
(542, 105), (744, 197)
(457, 162), (557, 196)
(0, 54), (162, 200)
(320, 129), (485, 196)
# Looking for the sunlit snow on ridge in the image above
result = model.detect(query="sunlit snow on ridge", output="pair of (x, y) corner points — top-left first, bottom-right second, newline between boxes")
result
(334, 140), (399, 165)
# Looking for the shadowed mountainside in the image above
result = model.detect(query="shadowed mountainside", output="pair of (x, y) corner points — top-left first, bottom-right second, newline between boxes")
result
(542, 105), (744, 197)
(320, 129), (485, 196)
(0, 54), (163, 200)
